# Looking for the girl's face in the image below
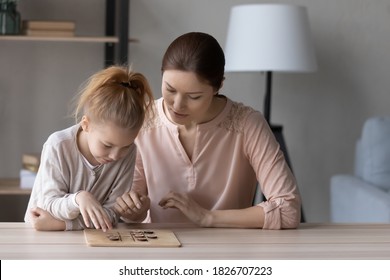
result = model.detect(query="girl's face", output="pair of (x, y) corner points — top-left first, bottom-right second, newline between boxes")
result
(162, 70), (218, 126)
(79, 118), (138, 166)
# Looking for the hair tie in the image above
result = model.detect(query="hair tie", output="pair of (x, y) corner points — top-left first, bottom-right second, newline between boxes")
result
(119, 81), (139, 91)
(120, 81), (138, 91)
(120, 82), (131, 88)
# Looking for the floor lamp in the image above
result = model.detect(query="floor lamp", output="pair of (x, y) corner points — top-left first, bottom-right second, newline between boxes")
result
(225, 4), (317, 222)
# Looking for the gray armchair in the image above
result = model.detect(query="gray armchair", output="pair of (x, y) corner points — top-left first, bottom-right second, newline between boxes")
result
(330, 116), (390, 222)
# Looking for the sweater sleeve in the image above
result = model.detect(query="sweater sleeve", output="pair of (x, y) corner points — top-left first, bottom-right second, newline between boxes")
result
(38, 142), (81, 223)
(244, 111), (301, 229)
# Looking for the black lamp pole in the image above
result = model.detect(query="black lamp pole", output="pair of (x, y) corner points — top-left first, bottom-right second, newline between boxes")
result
(264, 71), (272, 123)
(263, 71), (292, 170)
(263, 71), (305, 222)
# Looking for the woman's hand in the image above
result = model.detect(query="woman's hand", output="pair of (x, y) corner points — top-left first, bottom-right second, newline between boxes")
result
(159, 192), (212, 227)
(114, 190), (150, 222)
(159, 192), (265, 228)
(76, 191), (112, 231)
(29, 207), (66, 231)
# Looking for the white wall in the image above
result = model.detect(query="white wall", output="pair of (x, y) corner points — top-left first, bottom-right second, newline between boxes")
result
(0, 0), (106, 174)
(1, 0), (390, 222)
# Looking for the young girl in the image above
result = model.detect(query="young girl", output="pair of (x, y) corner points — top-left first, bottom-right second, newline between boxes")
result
(24, 65), (153, 231)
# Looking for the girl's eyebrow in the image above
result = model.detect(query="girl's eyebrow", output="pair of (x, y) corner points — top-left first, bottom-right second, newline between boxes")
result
(165, 81), (204, 94)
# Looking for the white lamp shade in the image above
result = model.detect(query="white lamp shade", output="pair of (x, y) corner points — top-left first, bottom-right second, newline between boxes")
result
(225, 4), (317, 72)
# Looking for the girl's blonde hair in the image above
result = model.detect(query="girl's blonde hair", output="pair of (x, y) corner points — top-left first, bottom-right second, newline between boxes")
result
(74, 65), (154, 130)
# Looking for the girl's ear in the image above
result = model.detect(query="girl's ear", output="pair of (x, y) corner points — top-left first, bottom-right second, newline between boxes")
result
(80, 115), (90, 132)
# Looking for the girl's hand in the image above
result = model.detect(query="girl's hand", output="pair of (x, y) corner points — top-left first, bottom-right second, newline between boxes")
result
(29, 207), (66, 231)
(76, 191), (112, 231)
(114, 190), (150, 221)
(159, 192), (211, 227)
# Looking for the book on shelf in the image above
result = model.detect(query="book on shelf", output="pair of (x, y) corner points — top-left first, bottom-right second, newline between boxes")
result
(23, 20), (76, 31)
(22, 153), (41, 173)
(22, 20), (76, 37)
(24, 29), (75, 37)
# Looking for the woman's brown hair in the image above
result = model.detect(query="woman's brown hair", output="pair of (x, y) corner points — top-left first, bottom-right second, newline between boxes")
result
(161, 32), (225, 91)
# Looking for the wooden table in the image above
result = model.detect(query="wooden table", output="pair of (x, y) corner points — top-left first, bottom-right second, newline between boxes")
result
(1, 223), (390, 259)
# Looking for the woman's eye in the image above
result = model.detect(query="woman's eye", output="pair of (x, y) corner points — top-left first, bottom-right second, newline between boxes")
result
(189, 96), (201, 100)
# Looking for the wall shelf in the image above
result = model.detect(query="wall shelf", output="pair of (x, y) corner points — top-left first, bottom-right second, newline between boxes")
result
(0, 35), (138, 43)
(0, 0), (133, 65)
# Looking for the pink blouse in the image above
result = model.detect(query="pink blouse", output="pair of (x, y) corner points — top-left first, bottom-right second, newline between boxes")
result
(131, 97), (301, 229)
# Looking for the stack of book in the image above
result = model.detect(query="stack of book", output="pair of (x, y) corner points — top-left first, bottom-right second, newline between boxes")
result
(23, 20), (76, 37)
(20, 153), (40, 189)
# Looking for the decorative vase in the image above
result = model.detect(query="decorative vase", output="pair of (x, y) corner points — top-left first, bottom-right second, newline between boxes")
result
(0, 0), (21, 35)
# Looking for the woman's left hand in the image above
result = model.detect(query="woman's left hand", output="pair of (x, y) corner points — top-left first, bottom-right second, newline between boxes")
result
(159, 192), (211, 227)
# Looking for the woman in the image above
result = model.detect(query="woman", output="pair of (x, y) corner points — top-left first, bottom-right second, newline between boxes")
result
(114, 32), (301, 229)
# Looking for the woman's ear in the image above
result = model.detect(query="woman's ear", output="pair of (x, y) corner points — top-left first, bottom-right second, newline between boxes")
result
(215, 77), (225, 95)
(80, 115), (90, 132)
(220, 77), (225, 90)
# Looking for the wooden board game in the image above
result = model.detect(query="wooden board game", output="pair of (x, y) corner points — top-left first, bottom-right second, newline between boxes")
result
(84, 229), (181, 247)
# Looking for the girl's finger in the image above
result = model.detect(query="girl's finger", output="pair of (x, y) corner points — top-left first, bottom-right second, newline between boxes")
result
(80, 209), (91, 228)
(89, 211), (100, 229)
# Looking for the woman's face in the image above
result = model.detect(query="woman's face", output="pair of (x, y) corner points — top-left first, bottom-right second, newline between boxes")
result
(162, 70), (217, 126)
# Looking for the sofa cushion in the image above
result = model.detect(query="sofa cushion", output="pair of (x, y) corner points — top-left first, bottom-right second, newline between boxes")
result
(360, 116), (390, 190)
(354, 139), (363, 178)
